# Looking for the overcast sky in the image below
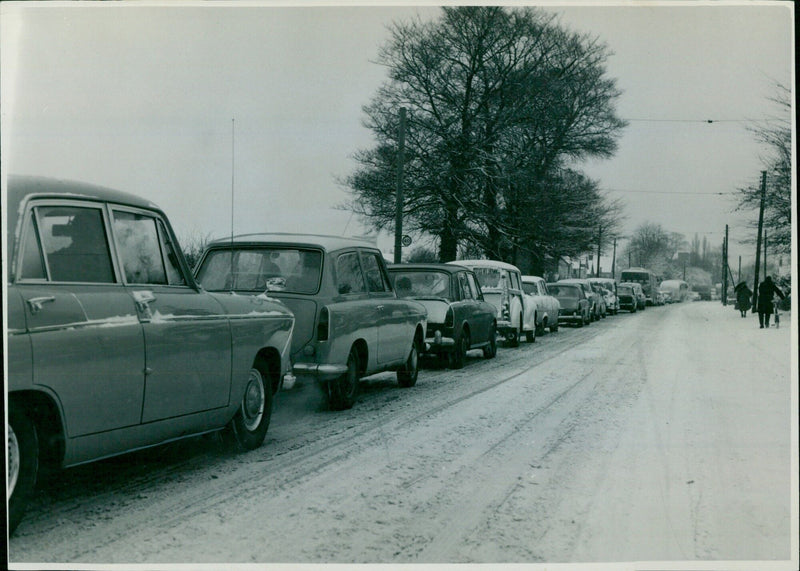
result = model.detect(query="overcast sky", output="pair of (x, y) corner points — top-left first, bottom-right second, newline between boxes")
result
(1, 1), (794, 268)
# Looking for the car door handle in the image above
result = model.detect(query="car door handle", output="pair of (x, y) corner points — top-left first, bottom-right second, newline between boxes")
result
(132, 290), (156, 319)
(26, 296), (55, 314)
(376, 305), (385, 311)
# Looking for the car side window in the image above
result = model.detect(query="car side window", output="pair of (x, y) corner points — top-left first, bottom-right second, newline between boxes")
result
(360, 252), (389, 293)
(458, 272), (472, 300)
(19, 210), (46, 280)
(112, 210), (185, 285)
(336, 251), (366, 295)
(466, 273), (482, 300)
(34, 205), (115, 283)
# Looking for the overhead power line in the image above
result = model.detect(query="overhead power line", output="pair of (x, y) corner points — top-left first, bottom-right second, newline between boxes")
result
(604, 188), (736, 195)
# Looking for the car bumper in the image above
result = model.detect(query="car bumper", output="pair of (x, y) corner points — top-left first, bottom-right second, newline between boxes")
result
(292, 362), (349, 381)
(425, 330), (456, 352)
(557, 310), (583, 323)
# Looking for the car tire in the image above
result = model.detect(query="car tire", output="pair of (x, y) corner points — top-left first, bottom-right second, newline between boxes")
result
(483, 324), (497, 359)
(525, 324), (536, 343)
(449, 329), (469, 369)
(506, 320), (520, 347)
(8, 407), (39, 535)
(329, 349), (360, 410)
(550, 320), (559, 333)
(398, 339), (420, 387)
(224, 367), (272, 451)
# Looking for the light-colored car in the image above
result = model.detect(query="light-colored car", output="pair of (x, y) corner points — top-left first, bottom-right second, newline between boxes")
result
(547, 282), (591, 326)
(6, 176), (296, 534)
(195, 234), (427, 411)
(389, 263), (497, 368)
(522, 275), (561, 334)
(587, 277), (620, 314)
(451, 260), (537, 346)
(558, 278), (604, 321)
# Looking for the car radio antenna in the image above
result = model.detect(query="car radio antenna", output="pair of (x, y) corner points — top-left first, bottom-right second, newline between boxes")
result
(230, 117), (235, 288)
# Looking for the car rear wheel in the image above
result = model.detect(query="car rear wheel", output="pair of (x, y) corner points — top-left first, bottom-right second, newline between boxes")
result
(506, 316), (522, 347)
(449, 329), (470, 369)
(550, 319), (559, 333)
(8, 407), (39, 535)
(329, 349), (360, 410)
(398, 339), (420, 387)
(483, 324), (497, 359)
(224, 367), (272, 451)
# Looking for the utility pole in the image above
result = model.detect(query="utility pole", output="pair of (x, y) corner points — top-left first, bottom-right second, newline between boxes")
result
(722, 224), (729, 306)
(595, 227), (601, 277)
(763, 229), (768, 277)
(752, 170), (767, 311)
(611, 237), (617, 279)
(393, 107), (407, 264)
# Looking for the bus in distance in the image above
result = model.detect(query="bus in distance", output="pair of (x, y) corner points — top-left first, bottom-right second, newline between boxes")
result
(619, 267), (658, 305)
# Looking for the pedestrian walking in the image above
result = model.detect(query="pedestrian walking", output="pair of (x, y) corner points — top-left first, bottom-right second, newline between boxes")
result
(734, 281), (752, 318)
(756, 275), (785, 329)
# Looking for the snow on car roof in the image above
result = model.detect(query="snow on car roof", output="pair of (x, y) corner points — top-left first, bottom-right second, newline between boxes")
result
(207, 233), (378, 253)
(450, 259), (522, 273)
(521, 275), (545, 283)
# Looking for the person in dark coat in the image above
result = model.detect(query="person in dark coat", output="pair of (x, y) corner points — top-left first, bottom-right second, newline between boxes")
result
(757, 275), (785, 328)
(734, 281), (752, 318)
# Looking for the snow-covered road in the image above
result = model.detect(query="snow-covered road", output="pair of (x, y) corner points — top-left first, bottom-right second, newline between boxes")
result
(8, 302), (796, 569)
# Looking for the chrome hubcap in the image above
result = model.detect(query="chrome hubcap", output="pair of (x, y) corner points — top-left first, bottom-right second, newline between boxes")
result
(242, 370), (265, 432)
(8, 423), (20, 497)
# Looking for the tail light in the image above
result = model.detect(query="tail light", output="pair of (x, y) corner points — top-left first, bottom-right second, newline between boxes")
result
(317, 306), (329, 341)
(501, 295), (510, 320)
(444, 307), (454, 328)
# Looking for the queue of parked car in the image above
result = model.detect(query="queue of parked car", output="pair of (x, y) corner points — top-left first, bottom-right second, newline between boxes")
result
(3, 176), (668, 534)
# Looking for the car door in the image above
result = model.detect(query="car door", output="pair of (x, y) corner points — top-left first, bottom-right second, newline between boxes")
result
(463, 271), (492, 344)
(360, 250), (407, 364)
(109, 206), (232, 423)
(14, 201), (146, 437)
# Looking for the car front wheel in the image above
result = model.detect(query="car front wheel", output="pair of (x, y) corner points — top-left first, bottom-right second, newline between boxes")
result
(224, 367), (272, 451)
(8, 407), (39, 535)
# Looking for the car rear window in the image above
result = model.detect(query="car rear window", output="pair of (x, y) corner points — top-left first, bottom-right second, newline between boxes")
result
(549, 285), (579, 298)
(196, 247), (322, 294)
(472, 267), (507, 289)
(392, 271), (451, 299)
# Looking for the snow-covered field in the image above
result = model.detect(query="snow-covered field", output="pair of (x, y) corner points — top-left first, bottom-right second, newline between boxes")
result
(8, 301), (797, 570)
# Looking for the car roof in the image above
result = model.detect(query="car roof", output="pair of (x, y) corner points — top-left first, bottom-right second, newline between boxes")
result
(452, 259), (521, 272)
(558, 278), (590, 283)
(388, 263), (467, 274)
(548, 282), (580, 289)
(206, 233), (379, 253)
(521, 275), (544, 282)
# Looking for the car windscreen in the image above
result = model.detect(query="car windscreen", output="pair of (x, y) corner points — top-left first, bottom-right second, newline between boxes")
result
(618, 285), (633, 294)
(522, 282), (537, 295)
(391, 271), (451, 299)
(548, 285), (579, 298)
(196, 247), (322, 294)
(472, 267), (506, 289)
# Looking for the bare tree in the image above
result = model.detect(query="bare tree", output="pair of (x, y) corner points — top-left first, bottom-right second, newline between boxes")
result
(737, 82), (792, 254)
(345, 6), (626, 262)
